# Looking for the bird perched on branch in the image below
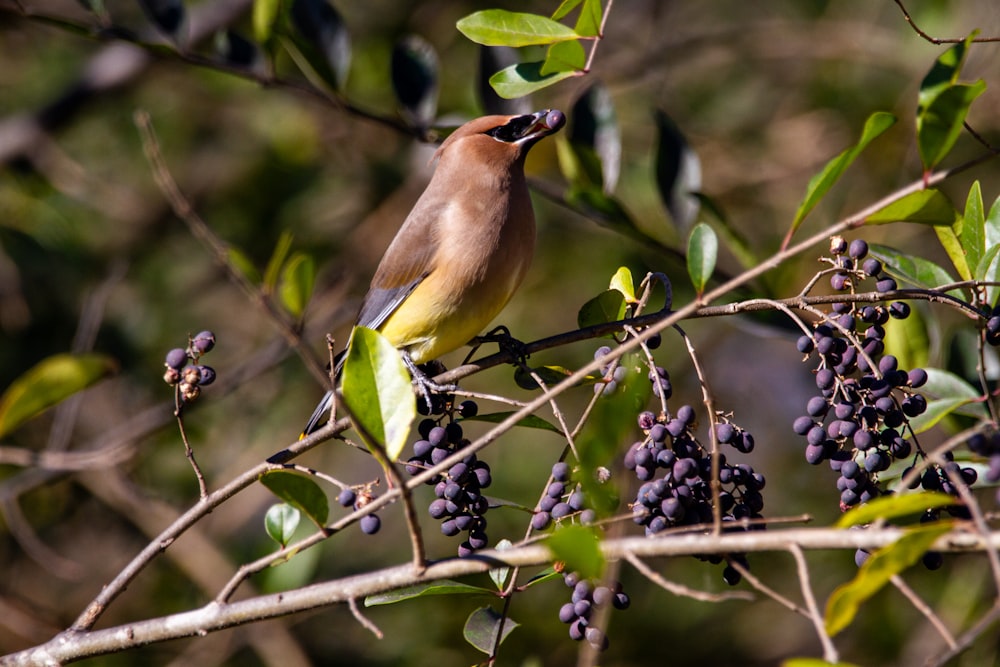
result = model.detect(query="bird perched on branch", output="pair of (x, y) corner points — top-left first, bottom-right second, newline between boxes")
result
(301, 109), (566, 436)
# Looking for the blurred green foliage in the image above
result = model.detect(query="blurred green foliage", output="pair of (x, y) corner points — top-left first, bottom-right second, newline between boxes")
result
(1, 1), (999, 665)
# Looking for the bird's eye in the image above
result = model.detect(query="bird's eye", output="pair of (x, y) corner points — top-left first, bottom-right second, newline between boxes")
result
(485, 115), (534, 142)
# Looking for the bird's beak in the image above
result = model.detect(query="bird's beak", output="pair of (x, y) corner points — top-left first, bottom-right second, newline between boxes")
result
(513, 109), (566, 144)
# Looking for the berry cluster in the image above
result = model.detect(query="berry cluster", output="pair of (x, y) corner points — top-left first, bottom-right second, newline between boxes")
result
(620, 363), (765, 585)
(792, 238), (934, 510)
(336, 484), (382, 535)
(627, 405), (765, 534)
(557, 571), (630, 651)
(405, 401), (492, 557)
(163, 330), (217, 402)
(531, 462), (596, 531)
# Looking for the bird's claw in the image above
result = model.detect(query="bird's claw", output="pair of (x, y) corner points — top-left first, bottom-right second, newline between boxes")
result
(473, 325), (529, 366)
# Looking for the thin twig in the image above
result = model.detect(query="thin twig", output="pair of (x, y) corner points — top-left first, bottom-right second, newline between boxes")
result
(624, 551), (753, 603)
(726, 558), (805, 615)
(348, 597), (383, 639)
(788, 543), (838, 663)
(924, 601), (1000, 667)
(673, 324), (723, 534)
(892, 0), (1000, 43)
(174, 390), (208, 499)
(890, 574), (957, 649)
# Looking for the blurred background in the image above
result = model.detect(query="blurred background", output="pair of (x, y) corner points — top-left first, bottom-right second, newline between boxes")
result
(1, 0), (1000, 664)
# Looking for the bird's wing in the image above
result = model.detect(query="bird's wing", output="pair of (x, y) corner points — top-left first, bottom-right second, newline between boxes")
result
(354, 199), (445, 331)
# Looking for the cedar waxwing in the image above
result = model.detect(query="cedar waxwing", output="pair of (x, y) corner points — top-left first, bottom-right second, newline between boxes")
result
(302, 109), (566, 436)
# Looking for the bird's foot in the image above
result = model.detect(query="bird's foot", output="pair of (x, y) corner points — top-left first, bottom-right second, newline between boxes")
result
(402, 355), (457, 414)
(469, 325), (530, 366)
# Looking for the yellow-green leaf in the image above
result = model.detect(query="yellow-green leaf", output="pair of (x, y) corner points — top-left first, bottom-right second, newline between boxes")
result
(836, 492), (956, 528)
(279, 252), (316, 318)
(540, 39), (585, 76)
(457, 10), (580, 47)
(263, 230), (294, 293)
(0, 353), (117, 438)
(825, 523), (952, 636)
(252, 0), (281, 45)
(608, 266), (636, 303)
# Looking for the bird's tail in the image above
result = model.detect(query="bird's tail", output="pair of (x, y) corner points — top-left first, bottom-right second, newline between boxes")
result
(299, 349), (347, 439)
(300, 389), (335, 439)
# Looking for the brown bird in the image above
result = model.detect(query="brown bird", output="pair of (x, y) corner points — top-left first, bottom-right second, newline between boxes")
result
(302, 109), (566, 436)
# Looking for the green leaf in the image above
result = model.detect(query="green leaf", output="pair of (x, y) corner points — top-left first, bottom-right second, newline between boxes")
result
(869, 244), (957, 291)
(547, 525), (604, 579)
(489, 61), (579, 98)
(791, 111), (896, 232)
(960, 181), (986, 278)
(577, 290), (627, 329)
(489, 539), (514, 590)
(512, 365), (582, 392)
(608, 266), (636, 303)
(264, 503), (301, 547)
(540, 39), (585, 76)
(366, 580), (492, 606)
(654, 110), (702, 232)
(227, 246), (261, 285)
(392, 35), (439, 131)
(260, 470), (330, 526)
(264, 230), (294, 293)
(916, 33), (984, 172)
(825, 523), (952, 636)
(918, 32), (977, 108)
(457, 10), (580, 47)
(783, 659), (862, 667)
(687, 222), (718, 296)
(836, 492), (957, 528)
(252, 0), (281, 45)
(0, 353), (117, 438)
(462, 411), (563, 434)
(984, 195), (1000, 306)
(340, 327), (415, 462)
(463, 607), (519, 654)
(918, 81), (986, 172)
(976, 245), (1000, 288)
(279, 252), (316, 319)
(865, 189), (957, 226)
(573, 0), (602, 37)
(551, 0), (583, 20)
